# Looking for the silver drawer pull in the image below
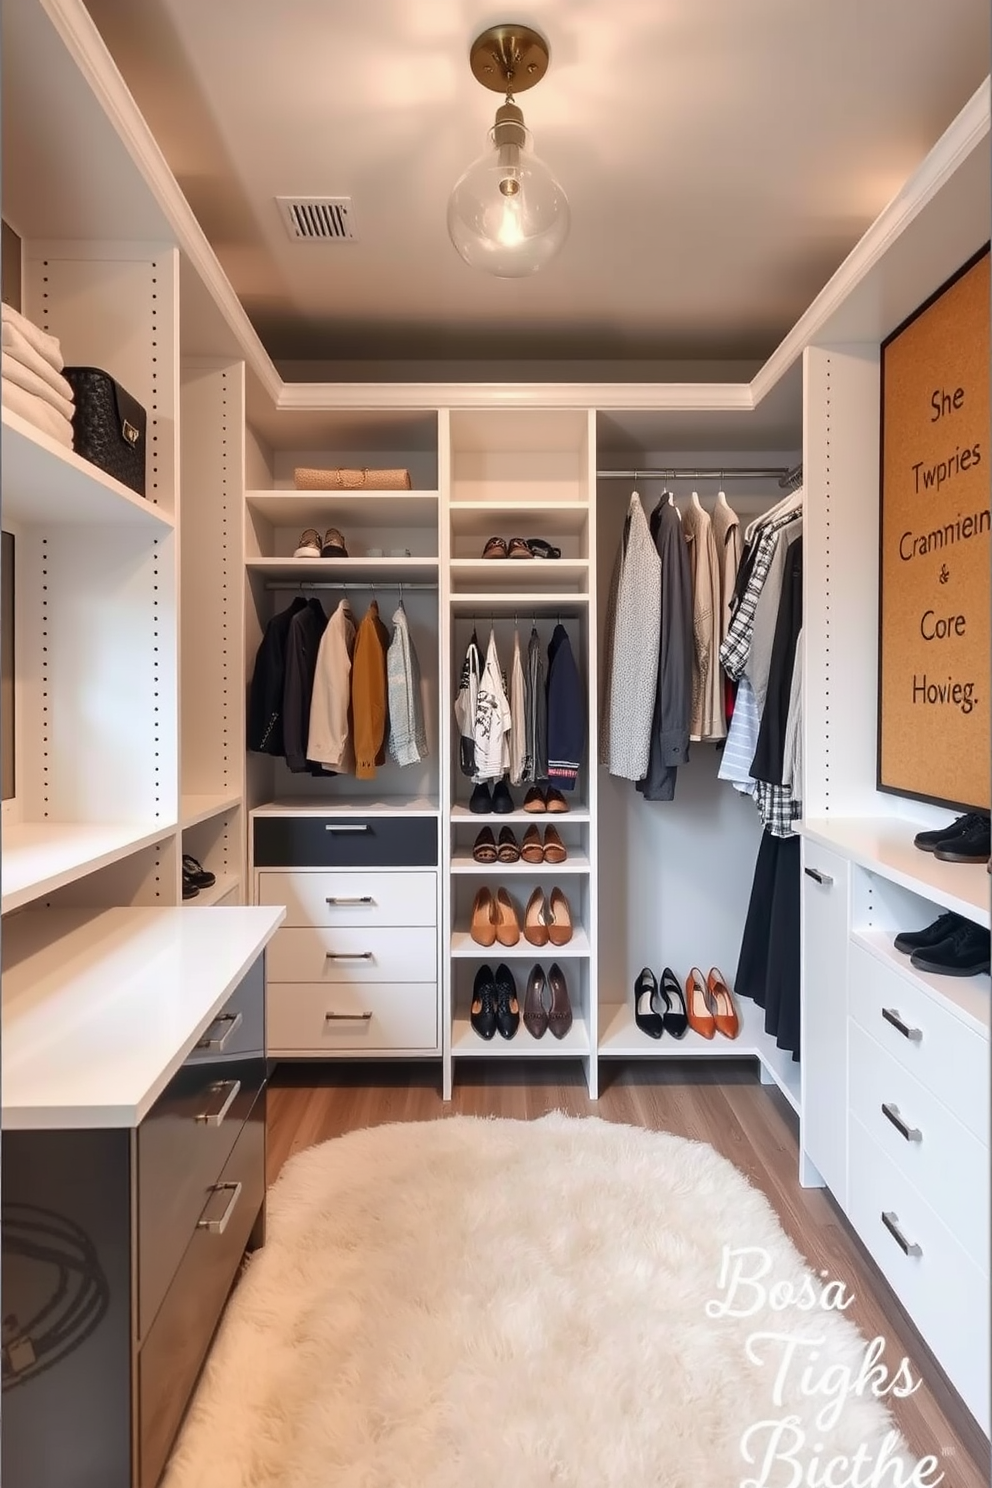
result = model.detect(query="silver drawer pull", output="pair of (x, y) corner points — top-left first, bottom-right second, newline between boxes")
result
(881, 1210), (922, 1257)
(803, 866), (834, 886)
(326, 896), (375, 906)
(325, 951), (374, 960)
(325, 1011), (373, 1021)
(195, 1079), (241, 1126)
(881, 1102), (922, 1143)
(197, 1181), (243, 1235)
(196, 1011), (243, 1052)
(325, 824), (370, 833)
(881, 1007), (922, 1042)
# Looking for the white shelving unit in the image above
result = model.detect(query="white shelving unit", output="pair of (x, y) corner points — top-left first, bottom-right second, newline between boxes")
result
(2, 821), (176, 915)
(450, 928), (592, 959)
(181, 790), (244, 829)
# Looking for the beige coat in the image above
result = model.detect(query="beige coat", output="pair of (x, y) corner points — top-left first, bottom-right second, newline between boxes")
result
(307, 599), (356, 772)
(682, 498), (726, 742)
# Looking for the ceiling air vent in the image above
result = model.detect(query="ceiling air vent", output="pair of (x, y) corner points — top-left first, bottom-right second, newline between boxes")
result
(277, 197), (357, 242)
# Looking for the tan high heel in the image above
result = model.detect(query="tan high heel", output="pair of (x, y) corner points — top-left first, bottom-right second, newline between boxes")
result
(707, 968), (740, 1039)
(685, 967), (715, 1039)
(547, 887), (573, 947)
(524, 888), (550, 947)
(495, 888), (521, 947)
(470, 887), (497, 948)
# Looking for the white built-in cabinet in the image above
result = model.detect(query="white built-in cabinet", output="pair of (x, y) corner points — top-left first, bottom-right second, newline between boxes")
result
(2, 0), (990, 1445)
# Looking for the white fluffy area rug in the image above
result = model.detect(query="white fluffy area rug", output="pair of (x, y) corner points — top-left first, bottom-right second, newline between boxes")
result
(165, 1115), (933, 1488)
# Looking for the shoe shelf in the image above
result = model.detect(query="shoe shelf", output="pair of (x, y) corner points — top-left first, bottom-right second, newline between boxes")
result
(450, 852), (592, 875)
(448, 593), (591, 612)
(2, 821), (176, 915)
(2, 409), (175, 534)
(450, 928), (592, 959)
(448, 559), (590, 593)
(451, 805), (590, 824)
(181, 791), (243, 829)
(448, 501), (590, 537)
(246, 490), (440, 529)
(185, 874), (240, 908)
(451, 1012), (592, 1057)
(801, 818), (990, 929)
(246, 556), (439, 586)
(850, 929), (990, 1037)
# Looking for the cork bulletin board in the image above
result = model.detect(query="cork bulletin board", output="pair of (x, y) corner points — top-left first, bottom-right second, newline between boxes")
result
(878, 244), (990, 812)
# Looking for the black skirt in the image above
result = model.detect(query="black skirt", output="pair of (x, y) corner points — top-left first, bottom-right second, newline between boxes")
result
(736, 829), (801, 1058)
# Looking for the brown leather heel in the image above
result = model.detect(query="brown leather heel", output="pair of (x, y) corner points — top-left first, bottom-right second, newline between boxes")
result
(547, 887), (573, 947)
(547, 962), (573, 1039)
(524, 888), (550, 947)
(707, 967), (740, 1039)
(524, 965), (548, 1038)
(470, 887), (497, 948)
(495, 888), (521, 947)
(685, 967), (715, 1038)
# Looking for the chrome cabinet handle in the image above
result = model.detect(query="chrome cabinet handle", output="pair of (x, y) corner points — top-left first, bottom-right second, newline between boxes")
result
(326, 896), (375, 906)
(881, 1102), (922, 1143)
(195, 1079), (241, 1126)
(324, 824), (370, 833)
(325, 1011), (373, 1022)
(197, 1181), (243, 1235)
(196, 1011), (243, 1052)
(803, 866), (834, 886)
(325, 950), (373, 960)
(881, 1007), (922, 1042)
(881, 1210), (922, 1257)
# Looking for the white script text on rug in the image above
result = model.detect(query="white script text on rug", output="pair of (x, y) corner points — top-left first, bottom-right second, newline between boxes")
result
(164, 1115), (938, 1488)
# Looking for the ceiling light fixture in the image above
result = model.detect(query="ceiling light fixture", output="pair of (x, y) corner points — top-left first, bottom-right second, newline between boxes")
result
(447, 24), (569, 278)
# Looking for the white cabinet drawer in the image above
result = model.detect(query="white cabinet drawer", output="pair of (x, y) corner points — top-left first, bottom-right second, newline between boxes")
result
(267, 926), (436, 984)
(849, 942), (988, 1143)
(267, 981), (439, 1053)
(847, 1113), (989, 1433)
(849, 1020), (989, 1273)
(801, 844), (851, 1201)
(257, 870), (436, 928)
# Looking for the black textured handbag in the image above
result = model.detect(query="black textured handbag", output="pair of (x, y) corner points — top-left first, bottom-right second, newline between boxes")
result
(62, 367), (147, 496)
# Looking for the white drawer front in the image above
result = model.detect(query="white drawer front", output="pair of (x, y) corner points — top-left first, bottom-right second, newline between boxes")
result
(849, 1020), (989, 1273)
(267, 926), (436, 984)
(849, 942), (988, 1143)
(257, 870), (436, 928)
(267, 981), (439, 1052)
(847, 1113), (990, 1434)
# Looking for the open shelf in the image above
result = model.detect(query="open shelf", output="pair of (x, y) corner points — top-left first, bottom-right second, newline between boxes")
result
(802, 818), (990, 928)
(450, 852), (591, 875)
(246, 556), (438, 586)
(2, 821), (175, 915)
(450, 928), (591, 958)
(851, 928), (990, 1037)
(449, 558), (589, 591)
(449, 502), (589, 536)
(449, 593), (591, 612)
(451, 804), (589, 824)
(452, 1013), (591, 1057)
(246, 490), (439, 528)
(251, 795), (439, 817)
(2, 408), (175, 532)
(186, 874), (240, 908)
(597, 1001), (753, 1058)
(181, 792), (242, 829)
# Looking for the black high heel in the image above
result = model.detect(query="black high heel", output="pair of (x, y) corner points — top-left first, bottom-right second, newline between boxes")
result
(660, 967), (688, 1038)
(634, 968), (664, 1038)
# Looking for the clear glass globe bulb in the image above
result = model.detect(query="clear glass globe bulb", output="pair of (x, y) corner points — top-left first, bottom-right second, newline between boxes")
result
(447, 124), (569, 278)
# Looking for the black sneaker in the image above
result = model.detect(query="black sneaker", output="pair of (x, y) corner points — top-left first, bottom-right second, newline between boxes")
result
(914, 813), (982, 853)
(933, 816), (990, 864)
(493, 963), (520, 1039)
(893, 911), (962, 955)
(469, 782), (493, 814)
(470, 965), (498, 1039)
(910, 921), (991, 977)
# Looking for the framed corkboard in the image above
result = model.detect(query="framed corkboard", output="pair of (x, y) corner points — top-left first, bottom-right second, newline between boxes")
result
(878, 244), (990, 812)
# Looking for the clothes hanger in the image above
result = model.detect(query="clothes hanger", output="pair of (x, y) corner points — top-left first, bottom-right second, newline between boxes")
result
(744, 486), (803, 542)
(690, 489), (703, 511)
(715, 487), (732, 513)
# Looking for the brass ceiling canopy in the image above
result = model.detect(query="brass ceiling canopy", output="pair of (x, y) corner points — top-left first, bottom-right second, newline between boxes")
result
(469, 24), (550, 95)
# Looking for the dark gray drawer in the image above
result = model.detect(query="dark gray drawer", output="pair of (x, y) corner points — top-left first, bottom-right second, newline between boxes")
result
(187, 955), (264, 1063)
(253, 814), (438, 868)
(137, 1054), (264, 1341)
(139, 1096), (265, 1488)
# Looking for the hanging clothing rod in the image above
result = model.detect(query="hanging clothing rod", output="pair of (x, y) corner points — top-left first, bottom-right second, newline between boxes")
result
(597, 464), (802, 487)
(265, 581), (438, 592)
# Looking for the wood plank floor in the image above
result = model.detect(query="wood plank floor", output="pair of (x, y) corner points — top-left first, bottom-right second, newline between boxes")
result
(267, 1058), (988, 1486)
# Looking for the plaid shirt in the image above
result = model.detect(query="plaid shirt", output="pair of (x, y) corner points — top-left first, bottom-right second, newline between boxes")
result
(719, 510), (802, 681)
(756, 781), (801, 837)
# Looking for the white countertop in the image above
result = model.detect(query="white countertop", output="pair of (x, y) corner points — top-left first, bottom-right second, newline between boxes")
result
(2, 906), (285, 1131)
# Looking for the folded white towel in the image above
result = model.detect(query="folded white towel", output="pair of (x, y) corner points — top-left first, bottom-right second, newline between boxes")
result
(2, 376), (74, 448)
(1, 321), (72, 399)
(1, 303), (64, 371)
(2, 353), (75, 421)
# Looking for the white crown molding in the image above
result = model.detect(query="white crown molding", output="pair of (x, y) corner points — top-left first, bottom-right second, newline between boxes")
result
(751, 77), (991, 410)
(39, 0), (283, 407)
(275, 381), (757, 413)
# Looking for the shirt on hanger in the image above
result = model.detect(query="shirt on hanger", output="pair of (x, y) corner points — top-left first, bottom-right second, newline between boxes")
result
(307, 597), (356, 773)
